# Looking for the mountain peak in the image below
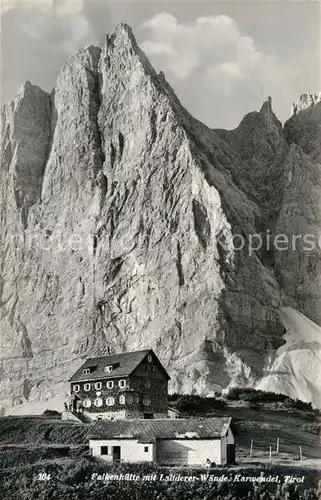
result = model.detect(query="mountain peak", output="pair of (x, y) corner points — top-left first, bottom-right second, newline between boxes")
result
(1, 22), (320, 411)
(260, 96), (273, 114)
(99, 22), (157, 81)
(6, 81), (48, 107)
(109, 22), (137, 48)
(292, 92), (321, 115)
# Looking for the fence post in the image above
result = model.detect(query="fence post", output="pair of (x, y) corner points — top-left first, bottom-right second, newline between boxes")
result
(269, 446), (272, 463)
(276, 437), (279, 453)
(299, 446), (303, 462)
(250, 439), (253, 458)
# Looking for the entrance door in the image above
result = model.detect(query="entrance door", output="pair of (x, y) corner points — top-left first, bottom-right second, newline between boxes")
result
(227, 444), (235, 464)
(112, 446), (121, 462)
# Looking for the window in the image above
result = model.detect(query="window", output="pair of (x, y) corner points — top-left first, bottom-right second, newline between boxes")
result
(135, 395), (140, 403)
(100, 446), (108, 455)
(118, 379), (126, 389)
(95, 382), (102, 390)
(144, 380), (151, 389)
(83, 398), (91, 408)
(144, 446), (149, 452)
(143, 396), (151, 406)
(147, 354), (152, 363)
(150, 366), (156, 373)
(127, 395), (133, 404)
(143, 365), (148, 371)
(84, 383), (91, 391)
(119, 395), (125, 405)
(73, 385), (80, 393)
(106, 397), (115, 406)
(104, 365), (113, 373)
(106, 381), (114, 389)
(83, 368), (90, 375)
(94, 398), (103, 407)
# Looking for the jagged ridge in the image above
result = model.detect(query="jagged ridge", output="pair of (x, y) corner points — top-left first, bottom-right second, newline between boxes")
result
(0, 23), (320, 410)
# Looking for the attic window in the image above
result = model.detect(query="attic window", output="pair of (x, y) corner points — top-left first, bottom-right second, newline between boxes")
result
(147, 354), (152, 363)
(104, 365), (113, 373)
(83, 368), (90, 375)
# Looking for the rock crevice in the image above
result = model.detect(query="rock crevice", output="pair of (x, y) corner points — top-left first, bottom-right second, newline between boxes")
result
(0, 23), (320, 409)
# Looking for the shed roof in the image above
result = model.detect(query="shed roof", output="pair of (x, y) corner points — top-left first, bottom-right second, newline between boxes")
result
(69, 349), (170, 382)
(86, 417), (232, 441)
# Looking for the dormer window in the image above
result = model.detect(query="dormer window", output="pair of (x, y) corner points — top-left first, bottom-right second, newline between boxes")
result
(104, 365), (113, 373)
(83, 368), (90, 375)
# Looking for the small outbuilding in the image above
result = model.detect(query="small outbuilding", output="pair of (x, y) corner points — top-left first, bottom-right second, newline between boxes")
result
(87, 417), (235, 466)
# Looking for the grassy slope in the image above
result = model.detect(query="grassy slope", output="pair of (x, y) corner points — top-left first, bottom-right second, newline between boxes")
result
(0, 417), (92, 445)
(0, 409), (319, 499)
(0, 402), (319, 458)
(0, 459), (319, 500)
(169, 402), (320, 459)
(214, 405), (319, 459)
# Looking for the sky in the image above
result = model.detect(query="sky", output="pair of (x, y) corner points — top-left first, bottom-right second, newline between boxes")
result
(0, 0), (319, 129)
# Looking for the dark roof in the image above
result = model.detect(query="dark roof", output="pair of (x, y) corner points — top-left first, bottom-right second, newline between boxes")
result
(69, 349), (170, 382)
(168, 407), (181, 414)
(86, 418), (232, 441)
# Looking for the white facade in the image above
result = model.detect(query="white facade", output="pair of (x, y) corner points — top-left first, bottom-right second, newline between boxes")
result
(90, 439), (155, 463)
(90, 436), (231, 466)
(87, 417), (234, 466)
(84, 410), (126, 421)
(156, 439), (222, 466)
(168, 408), (181, 419)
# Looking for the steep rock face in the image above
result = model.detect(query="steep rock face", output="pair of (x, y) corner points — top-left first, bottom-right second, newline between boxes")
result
(0, 46), (105, 405)
(274, 102), (321, 325)
(285, 98), (321, 162)
(216, 98), (289, 223)
(0, 23), (318, 409)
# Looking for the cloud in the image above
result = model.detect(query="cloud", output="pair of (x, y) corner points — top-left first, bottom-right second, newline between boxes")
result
(140, 13), (311, 126)
(0, 0), (113, 104)
(141, 13), (263, 82)
(1, 4), (317, 129)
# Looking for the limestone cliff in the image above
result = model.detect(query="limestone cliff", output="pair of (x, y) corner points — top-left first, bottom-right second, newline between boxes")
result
(0, 23), (320, 410)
